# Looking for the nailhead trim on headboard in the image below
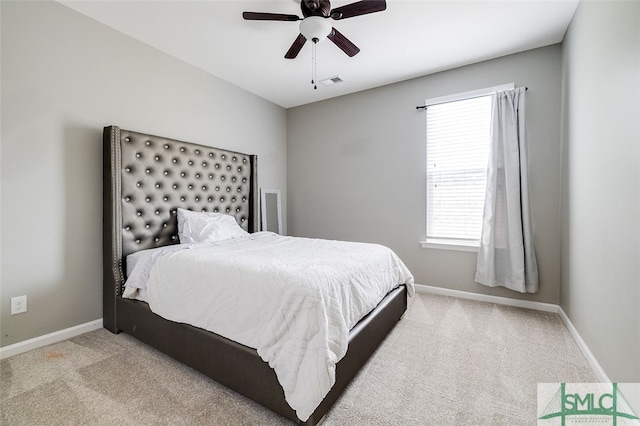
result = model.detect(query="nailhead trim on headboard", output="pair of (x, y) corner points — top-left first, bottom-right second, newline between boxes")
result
(102, 125), (259, 332)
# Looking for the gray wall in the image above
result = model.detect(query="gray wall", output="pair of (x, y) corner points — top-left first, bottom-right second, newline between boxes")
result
(561, 1), (640, 381)
(5, 0), (637, 385)
(0, 1), (287, 347)
(287, 45), (563, 304)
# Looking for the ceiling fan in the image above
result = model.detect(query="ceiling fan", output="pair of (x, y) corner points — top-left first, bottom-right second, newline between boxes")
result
(243, 0), (387, 59)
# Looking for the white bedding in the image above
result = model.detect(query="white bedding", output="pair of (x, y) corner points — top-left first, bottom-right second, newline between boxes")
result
(123, 232), (414, 421)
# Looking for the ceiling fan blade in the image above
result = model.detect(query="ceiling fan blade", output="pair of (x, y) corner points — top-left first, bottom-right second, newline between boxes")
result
(242, 11), (300, 21)
(285, 34), (307, 59)
(327, 27), (360, 57)
(330, 0), (386, 20)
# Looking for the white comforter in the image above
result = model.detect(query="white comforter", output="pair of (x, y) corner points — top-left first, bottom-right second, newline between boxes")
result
(125, 232), (414, 421)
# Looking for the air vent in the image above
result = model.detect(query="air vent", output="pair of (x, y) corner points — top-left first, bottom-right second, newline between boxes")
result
(320, 75), (344, 86)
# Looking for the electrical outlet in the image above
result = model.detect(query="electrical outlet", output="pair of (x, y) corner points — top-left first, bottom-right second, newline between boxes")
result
(11, 295), (27, 315)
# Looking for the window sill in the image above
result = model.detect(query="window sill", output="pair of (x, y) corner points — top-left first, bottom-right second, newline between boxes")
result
(420, 239), (479, 252)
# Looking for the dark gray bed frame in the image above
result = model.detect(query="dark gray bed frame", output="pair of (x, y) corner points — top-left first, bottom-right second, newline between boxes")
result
(102, 125), (407, 424)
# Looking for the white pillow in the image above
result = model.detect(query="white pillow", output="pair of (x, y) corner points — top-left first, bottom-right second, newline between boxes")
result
(177, 208), (248, 244)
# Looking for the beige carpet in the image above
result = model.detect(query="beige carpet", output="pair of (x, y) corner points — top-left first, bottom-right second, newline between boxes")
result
(1, 293), (596, 425)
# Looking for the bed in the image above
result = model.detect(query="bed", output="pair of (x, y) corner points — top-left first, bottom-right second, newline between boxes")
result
(102, 125), (412, 424)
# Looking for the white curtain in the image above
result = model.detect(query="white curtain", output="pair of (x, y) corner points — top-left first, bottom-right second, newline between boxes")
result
(475, 87), (538, 293)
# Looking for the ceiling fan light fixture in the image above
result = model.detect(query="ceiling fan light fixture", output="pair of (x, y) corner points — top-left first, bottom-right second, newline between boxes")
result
(299, 16), (332, 42)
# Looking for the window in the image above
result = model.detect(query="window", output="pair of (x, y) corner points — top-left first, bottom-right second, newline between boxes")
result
(421, 84), (513, 251)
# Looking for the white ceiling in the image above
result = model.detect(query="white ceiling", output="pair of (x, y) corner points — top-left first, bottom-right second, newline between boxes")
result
(59, 0), (579, 108)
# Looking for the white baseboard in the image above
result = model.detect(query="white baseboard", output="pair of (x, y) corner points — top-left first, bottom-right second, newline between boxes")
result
(0, 319), (103, 360)
(1, 287), (613, 384)
(414, 283), (610, 382)
(414, 283), (559, 313)
(557, 307), (611, 383)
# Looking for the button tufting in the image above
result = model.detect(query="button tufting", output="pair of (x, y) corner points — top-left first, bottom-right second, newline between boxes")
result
(119, 138), (255, 245)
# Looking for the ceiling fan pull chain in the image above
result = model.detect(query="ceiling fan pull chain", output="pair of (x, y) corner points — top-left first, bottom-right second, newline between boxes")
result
(311, 38), (318, 90)
(311, 43), (316, 84)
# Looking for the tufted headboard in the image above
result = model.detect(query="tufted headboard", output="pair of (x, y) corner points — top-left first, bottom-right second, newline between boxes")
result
(103, 126), (258, 331)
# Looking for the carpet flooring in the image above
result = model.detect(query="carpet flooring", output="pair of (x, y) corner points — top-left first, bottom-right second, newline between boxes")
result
(0, 293), (596, 425)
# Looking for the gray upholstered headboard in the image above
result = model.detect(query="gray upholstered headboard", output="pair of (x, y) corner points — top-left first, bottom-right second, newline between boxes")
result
(103, 125), (258, 330)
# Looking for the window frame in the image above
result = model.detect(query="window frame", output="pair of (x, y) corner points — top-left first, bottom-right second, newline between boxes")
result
(420, 83), (514, 252)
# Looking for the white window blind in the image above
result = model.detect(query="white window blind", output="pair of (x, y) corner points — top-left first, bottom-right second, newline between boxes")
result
(426, 95), (492, 243)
